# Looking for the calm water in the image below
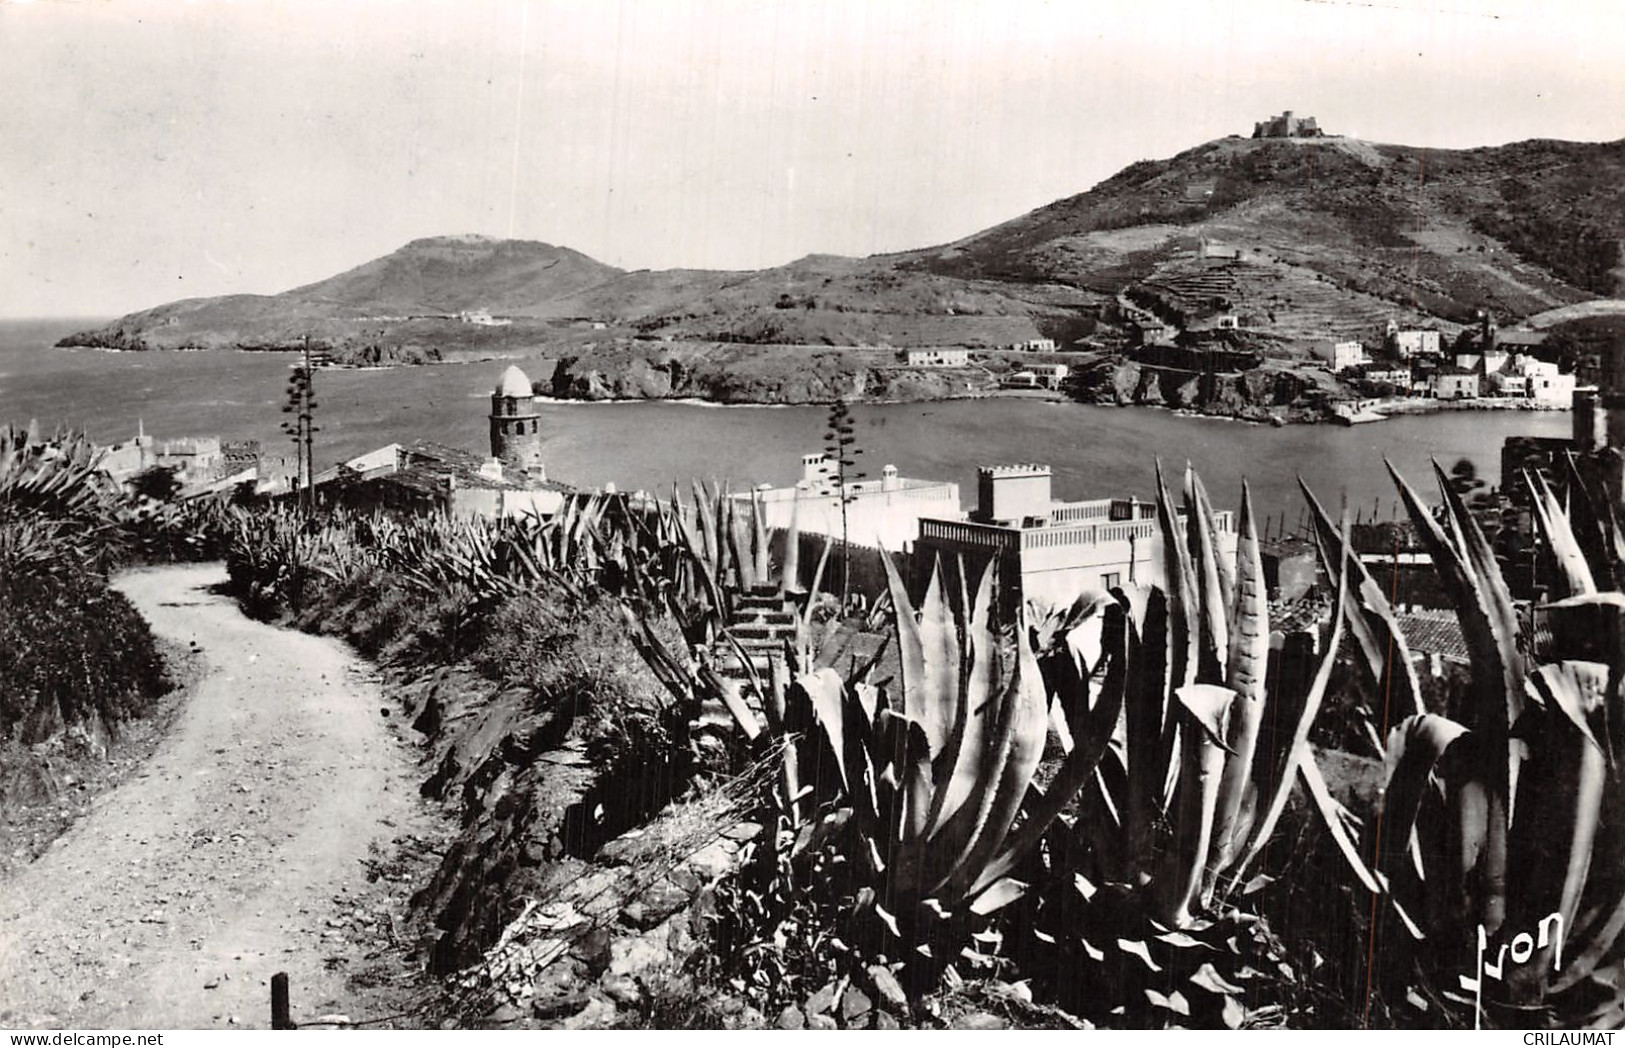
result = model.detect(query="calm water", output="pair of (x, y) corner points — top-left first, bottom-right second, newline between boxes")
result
(0, 318), (1571, 528)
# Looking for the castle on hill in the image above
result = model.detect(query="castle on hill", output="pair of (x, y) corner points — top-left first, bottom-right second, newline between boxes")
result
(1252, 110), (1324, 139)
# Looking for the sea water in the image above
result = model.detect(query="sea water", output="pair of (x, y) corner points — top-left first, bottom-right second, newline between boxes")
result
(0, 318), (1571, 526)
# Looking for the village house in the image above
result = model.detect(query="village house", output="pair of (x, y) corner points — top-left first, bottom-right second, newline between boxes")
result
(912, 464), (1236, 611)
(314, 439), (570, 519)
(1002, 363), (1069, 390)
(311, 364), (573, 519)
(1320, 340), (1368, 372)
(1385, 322), (1443, 359)
(903, 348), (971, 367)
(1132, 319), (1178, 346)
(1489, 354), (1575, 407)
(1356, 362), (1412, 388)
(1007, 338), (1058, 353)
(1523, 359), (1577, 408)
(97, 424), (237, 488)
(458, 309), (512, 327)
(1430, 369), (1480, 399)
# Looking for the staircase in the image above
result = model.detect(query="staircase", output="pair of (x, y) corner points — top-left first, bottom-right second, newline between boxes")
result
(720, 588), (799, 679)
(693, 586), (800, 741)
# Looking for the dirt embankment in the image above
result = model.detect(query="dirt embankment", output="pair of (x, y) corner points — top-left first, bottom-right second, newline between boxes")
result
(0, 565), (440, 1030)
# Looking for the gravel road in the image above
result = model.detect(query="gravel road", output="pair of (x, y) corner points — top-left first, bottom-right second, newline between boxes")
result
(0, 564), (431, 1029)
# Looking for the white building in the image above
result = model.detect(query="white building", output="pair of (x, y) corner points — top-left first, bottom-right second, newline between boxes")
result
(1009, 338), (1058, 352)
(1359, 364), (1412, 387)
(459, 309), (512, 327)
(1507, 356), (1576, 408)
(1002, 365), (1069, 390)
(904, 348), (970, 367)
(1387, 323), (1443, 359)
(97, 427), (227, 485)
(1323, 340), (1368, 371)
(741, 452), (963, 551)
(913, 464), (1236, 610)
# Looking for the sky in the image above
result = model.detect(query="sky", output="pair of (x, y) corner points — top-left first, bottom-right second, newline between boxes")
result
(2, 0), (1623, 318)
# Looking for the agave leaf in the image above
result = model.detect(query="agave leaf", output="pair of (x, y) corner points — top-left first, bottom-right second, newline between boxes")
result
(1390, 460), (1520, 931)
(1184, 467), (1232, 685)
(1550, 893), (1625, 994)
(1527, 470), (1597, 598)
(1155, 459), (1198, 696)
(913, 558), (961, 760)
(972, 600), (1131, 895)
(966, 876), (1028, 916)
(882, 708), (938, 896)
(1231, 551), (1349, 884)
(1523, 661), (1610, 976)
(880, 543), (925, 721)
(796, 667), (851, 794)
(1370, 713), (1470, 890)
(780, 489), (802, 597)
(926, 560), (997, 837)
(1561, 452), (1625, 590)
(1300, 479), (1425, 723)
(1541, 592), (1625, 611)
(1207, 481), (1270, 899)
(750, 490), (771, 588)
(933, 618), (1048, 908)
(1161, 683), (1236, 926)
(1299, 751), (1382, 893)
(794, 534), (836, 652)
(1190, 467), (1236, 616)
(1123, 587), (1170, 881)
(697, 664), (763, 740)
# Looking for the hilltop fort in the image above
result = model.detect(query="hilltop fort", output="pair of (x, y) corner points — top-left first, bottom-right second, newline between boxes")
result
(1252, 110), (1324, 138)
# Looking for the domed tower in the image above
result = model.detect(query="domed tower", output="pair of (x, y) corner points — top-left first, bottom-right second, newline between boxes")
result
(489, 365), (545, 479)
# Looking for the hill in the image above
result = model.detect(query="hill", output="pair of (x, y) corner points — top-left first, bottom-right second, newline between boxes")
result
(60, 130), (1625, 375)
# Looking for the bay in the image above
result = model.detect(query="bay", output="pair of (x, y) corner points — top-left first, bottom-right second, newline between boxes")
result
(0, 318), (1570, 528)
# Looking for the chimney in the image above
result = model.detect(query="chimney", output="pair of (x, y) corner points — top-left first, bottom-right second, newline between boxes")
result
(881, 464), (899, 492)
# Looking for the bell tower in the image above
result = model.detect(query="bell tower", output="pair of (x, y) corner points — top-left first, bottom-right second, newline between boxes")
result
(489, 365), (545, 479)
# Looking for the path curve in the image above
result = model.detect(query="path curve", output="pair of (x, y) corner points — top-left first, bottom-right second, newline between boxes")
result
(0, 564), (428, 1029)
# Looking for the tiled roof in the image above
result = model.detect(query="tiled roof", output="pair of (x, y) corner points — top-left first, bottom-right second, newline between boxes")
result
(1271, 596), (1330, 633)
(1394, 611), (1468, 660)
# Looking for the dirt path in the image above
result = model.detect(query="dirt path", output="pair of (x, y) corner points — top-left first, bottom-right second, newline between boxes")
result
(0, 564), (434, 1030)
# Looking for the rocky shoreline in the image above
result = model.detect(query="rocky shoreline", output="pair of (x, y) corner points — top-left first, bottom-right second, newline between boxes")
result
(1061, 358), (1333, 424)
(56, 336), (1573, 424)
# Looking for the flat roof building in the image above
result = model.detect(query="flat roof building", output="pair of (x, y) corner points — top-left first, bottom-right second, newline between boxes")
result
(741, 452), (962, 552)
(915, 464), (1236, 611)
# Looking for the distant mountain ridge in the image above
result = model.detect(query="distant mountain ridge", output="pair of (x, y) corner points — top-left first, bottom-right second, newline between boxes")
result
(61, 131), (1625, 358)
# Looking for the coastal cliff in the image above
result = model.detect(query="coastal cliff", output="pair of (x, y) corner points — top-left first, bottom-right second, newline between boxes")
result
(547, 342), (984, 404)
(1065, 358), (1332, 423)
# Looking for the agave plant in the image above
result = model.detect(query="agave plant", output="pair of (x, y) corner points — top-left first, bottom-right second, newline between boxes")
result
(1345, 460), (1625, 1028)
(1000, 467), (1378, 1028)
(637, 463), (1373, 1024)
(0, 423), (126, 576)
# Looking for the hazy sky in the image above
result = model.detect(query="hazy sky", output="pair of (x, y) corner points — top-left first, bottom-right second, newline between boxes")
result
(3, 0), (1623, 317)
